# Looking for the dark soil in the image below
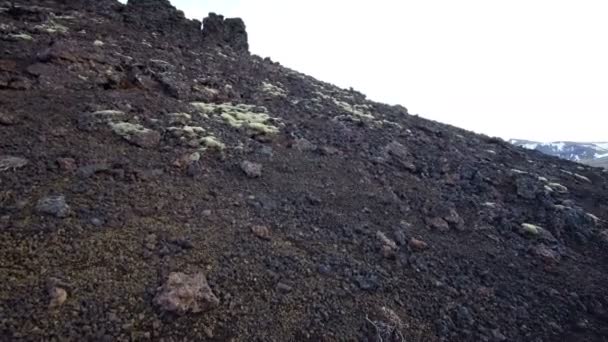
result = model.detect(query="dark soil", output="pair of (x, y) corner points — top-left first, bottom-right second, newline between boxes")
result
(1, 1), (608, 341)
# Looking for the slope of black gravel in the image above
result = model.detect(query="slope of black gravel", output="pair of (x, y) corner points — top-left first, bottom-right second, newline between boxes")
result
(1, 1), (608, 341)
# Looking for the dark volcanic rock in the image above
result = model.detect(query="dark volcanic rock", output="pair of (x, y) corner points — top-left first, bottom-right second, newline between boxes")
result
(202, 13), (249, 53)
(240, 160), (262, 178)
(1, 1), (607, 341)
(36, 195), (70, 218)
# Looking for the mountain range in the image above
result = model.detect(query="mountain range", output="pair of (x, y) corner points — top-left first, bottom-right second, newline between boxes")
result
(509, 139), (608, 168)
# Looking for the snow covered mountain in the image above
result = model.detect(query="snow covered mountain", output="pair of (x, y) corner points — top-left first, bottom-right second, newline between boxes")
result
(509, 139), (608, 165)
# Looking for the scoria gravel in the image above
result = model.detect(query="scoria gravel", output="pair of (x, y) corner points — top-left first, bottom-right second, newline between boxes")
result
(1, 0), (608, 341)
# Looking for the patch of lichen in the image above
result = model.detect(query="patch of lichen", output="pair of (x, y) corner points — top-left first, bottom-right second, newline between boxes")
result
(33, 21), (69, 34)
(314, 91), (376, 121)
(110, 122), (153, 137)
(261, 82), (287, 97)
(190, 102), (280, 134)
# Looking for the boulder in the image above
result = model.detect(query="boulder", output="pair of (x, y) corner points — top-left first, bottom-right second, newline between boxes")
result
(240, 161), (262, 178)
(154, 272), (219, 314)
(36, 195), (70, 218)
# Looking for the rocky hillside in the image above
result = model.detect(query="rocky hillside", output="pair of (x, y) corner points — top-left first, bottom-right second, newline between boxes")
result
(509, 139), (608, 167)
(1, 1), (608, 341)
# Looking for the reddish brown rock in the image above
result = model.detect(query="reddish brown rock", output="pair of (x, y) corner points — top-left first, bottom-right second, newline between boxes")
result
(251, 225), (271, 240)
(154, 272), (219, 314)
(409, 237), (428, 251)
(48, 287), (68, 309)
(428, 217), (450, 231)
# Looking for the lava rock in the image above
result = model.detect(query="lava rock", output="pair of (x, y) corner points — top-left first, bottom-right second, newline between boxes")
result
(276, 282), (293, 293)
(292, 138), (316, 152)
(240, 161), (262, 178)
(533, 244), (560, 264)
(0, 112), (18, 125)
(56, 158), (77, 172)
(48, 287), (68, 309)
(427, 217), (450, 231)
(516, 176), (541, 199)
(36, 195), (70, 218)
(0, 155), (28, 171)
(376, 231), (398, 259)
(154, 272), (219, 314)
(251, 225), (271, 240)
(202, 13), (249, 53)
(77, 163), (111, 178)
(409, 238), (428, 251)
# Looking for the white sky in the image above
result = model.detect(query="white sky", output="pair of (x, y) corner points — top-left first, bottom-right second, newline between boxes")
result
(119, 0), (608, 142)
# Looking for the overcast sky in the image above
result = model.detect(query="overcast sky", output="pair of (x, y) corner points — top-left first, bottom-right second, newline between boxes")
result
(120, 0), (608, 142)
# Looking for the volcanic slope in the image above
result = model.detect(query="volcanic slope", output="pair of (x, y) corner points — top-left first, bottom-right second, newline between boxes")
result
(1, 0), (608, 341)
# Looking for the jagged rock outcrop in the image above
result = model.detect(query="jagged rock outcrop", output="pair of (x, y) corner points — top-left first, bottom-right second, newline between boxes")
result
(123, 0), (202, 42)
(202, 12), (249, 53)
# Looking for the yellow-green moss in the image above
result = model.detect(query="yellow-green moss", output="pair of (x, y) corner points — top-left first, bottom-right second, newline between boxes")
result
(521, 223), (541, 235)
(200, 136), (225, 150)
(261, 82), (287, 97)
(33, 21), (68, 34)
(109, 122), (151, 136)
(8, 33), (33, 41)
(190, 102), (280, 134)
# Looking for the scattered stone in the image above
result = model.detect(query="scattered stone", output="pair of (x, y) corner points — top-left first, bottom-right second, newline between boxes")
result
(90, 217), (103, 227)
(444, 208), (465, 230)
(77, 163), (111, 178)
(171, 237), (194, 250)
(319, 146), (339, 155)
(0, 156), (28, 171)
(93, 40), (105, 46)
(384, 141), (409, 160)
(515, 177), (541, 199)
(428, 217), (450, 231)
(0, 112), (17, 125)
(110, 122), (161, 148)
(355, 274), (380, 292)
(533, 244), (559, 264)
(491, 329), (507, 341)
(48, 287), (68, 309)
(154, 272), (219, 314)
(173, 152), (200, 168)
(292, 138), (316, 151)
(377, 231), (397, 259)
(276, 282), (293, 293)
(145, 234), (158, 250)
(240, 160), (262, 178)
(36, 195), (70, 218)
(383, 140), (417, 171)
(547, 182), (568, 194)
(251, 225), (271, 240)
(409, 238), (428, 251)
(56, 158), (77, 172)
(367, 307), (405, 340)
(599, 230), (608, 244)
